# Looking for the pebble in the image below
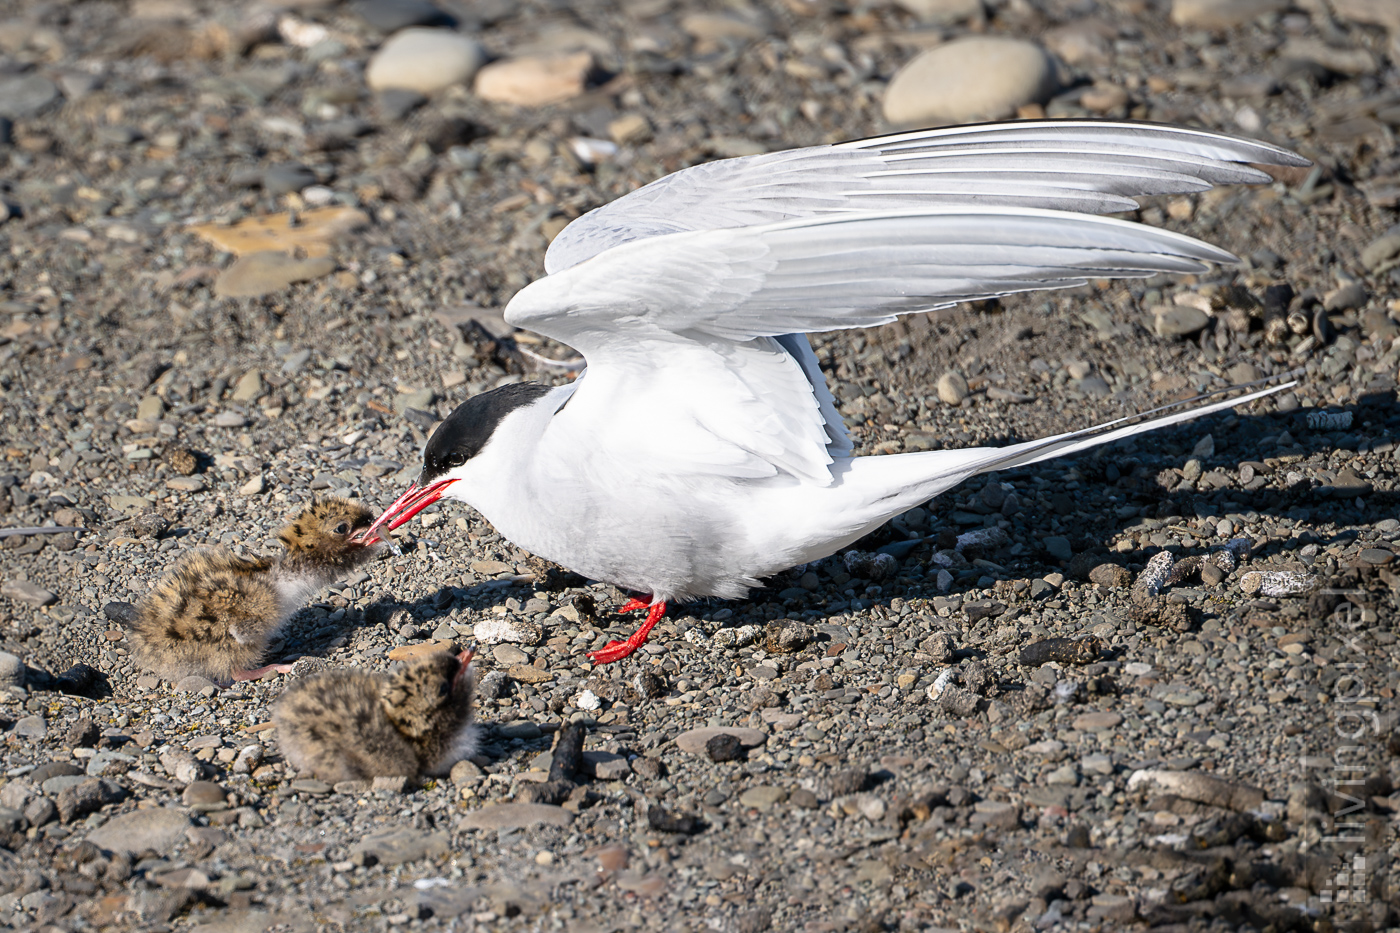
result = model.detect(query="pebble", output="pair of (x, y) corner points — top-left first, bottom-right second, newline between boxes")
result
(1360, 232), (1400, 273)
(1153, 304), (1210, 337)
(763, 619), (815, 654)
(883, 38), (1057, 126)
(675, 727), (766, 755)
(1019, 636), (1101, 666)
(1043, 536), (1073, 562)
(262, 164), (316, 196)
(475, 617), (544, 646)
(215, 252), (337, 299)
(351, 827), (449, 865)
(458, 803), (573, 831)
(1, 580), (56, 607)
(895, 0), (983, 25)
(13, 716), (46, 738)
(1239, 570), (1316, 597)
(0, 652), (23, 690)
(1133, 551), (1175, 599)
(57, 778), (125, 823)
(387, 640), (458, 661)
(366, 29), (486, 95)
(351, 0), (452, 32)
(86, 807), (190, 855)
(182, 781), (227, 808)
(705, 733), (744, 763)
(936, 371), (969, 405)
(0, 74), (59, 119)
(1072, 711), (1122, 731)
(1170, 0), (1287, 28)
(1128, 769), (1263, 812)
(474, 52), (594, 107)
(737, 785), (787, 810)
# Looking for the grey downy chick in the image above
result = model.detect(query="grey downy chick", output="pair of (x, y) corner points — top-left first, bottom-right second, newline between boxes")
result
(273, 649), (478, 783)
(127, 498), (380, 684)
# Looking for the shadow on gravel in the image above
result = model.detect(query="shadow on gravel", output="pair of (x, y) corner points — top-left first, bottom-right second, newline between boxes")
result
(28, 662), (111, 699)
(277, 581), (530, 663)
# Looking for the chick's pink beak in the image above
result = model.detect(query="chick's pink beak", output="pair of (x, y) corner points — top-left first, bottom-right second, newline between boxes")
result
(452, 647), (474, 696)
(357, 478), (459, 542)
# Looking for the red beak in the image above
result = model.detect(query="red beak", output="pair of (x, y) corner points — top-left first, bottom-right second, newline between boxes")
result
(452, 647), (474, 696)
(357, 478), (459, 542)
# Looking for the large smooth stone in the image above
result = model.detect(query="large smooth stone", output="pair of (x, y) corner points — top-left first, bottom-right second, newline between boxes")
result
(366, 28), (485, 95)
(883, 37), (1058, 126)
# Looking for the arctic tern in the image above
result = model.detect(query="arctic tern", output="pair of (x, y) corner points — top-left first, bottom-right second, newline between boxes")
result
(363, 120), (1307, 663)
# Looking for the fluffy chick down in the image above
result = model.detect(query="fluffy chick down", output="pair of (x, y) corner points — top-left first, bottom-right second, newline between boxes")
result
(273, 650), (479, 783)
(127, 498), (379, 683)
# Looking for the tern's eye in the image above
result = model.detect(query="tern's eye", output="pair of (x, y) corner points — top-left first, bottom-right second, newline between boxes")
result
(445, 452), (466, 468)
(333, 522), (350, 535)
(438, 681), (450, 697)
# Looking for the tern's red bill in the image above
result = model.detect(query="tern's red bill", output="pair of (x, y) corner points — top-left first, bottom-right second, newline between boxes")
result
(357, 478), (459, 543)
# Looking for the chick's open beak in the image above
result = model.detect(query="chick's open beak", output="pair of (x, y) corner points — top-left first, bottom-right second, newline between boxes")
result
(452, 647), (474, 697)
(357, 478), (459, 543)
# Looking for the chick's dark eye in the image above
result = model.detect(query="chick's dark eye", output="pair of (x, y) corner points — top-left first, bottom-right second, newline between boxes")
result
(334, 522), (349, 535)
(438, 682), (450, 697)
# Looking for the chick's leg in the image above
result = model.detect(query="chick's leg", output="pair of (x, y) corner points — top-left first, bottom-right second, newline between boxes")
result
(231, 663), (296, 681)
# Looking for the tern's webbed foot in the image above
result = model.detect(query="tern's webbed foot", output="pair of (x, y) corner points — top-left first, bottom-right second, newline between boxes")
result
(587, 600), (667, 665)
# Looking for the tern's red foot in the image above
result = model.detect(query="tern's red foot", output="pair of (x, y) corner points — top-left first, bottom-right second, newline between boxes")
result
(231, 663), (296, 682)
(589, 600), (667, 664)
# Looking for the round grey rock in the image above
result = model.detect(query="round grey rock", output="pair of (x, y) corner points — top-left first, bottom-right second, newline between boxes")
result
(262, 164), (316, 196)
(0, 74), (59, 119)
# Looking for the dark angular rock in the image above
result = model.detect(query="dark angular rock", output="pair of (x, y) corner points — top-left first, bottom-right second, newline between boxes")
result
(647, 805), (702, 834)
(1019, 636), (1102, 666)
(56, 778), (125, 823)
(705, 733), (743, 763)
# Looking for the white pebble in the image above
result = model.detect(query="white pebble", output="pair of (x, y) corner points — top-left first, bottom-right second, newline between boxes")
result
(575, 690), (602, 711)
(955, 527), (1010, 551)
(1133, 551), (1175, 598)
(1240, 570), (1316, 597)
(926, 667), (957, 701)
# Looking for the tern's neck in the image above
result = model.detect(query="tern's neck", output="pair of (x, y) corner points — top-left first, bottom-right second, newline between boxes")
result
(442, 385), (573, 527)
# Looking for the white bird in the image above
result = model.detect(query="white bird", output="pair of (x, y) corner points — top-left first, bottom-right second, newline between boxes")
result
(363, 120), (1307, 663)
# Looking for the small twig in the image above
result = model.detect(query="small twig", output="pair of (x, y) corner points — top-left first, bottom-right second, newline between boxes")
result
(0, 526), (84, 539)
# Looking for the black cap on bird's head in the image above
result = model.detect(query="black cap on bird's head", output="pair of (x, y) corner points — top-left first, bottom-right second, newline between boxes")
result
(358, 382), (554, 542)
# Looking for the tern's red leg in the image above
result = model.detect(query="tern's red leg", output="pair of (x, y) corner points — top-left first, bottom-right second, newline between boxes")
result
(589, 600), (667, 664)
(231, 663), (296, 682)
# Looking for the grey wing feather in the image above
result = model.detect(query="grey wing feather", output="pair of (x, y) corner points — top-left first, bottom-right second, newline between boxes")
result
(544, 120), (1309, 273)
(510, 206), (1238, 348)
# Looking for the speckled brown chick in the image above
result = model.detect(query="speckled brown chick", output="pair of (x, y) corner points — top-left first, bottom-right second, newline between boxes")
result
(128, 498), (380, 684)
(273, 649), (478, 783)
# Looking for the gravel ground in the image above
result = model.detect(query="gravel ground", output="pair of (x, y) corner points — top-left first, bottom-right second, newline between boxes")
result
(0, 0), (1399, 931)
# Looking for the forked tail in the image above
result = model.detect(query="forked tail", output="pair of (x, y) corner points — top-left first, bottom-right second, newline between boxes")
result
(779, 378), (1297, 567)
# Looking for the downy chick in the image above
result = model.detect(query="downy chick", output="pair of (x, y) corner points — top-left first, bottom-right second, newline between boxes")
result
(273, 649), (478, 782)
(128, 498), (380, 683)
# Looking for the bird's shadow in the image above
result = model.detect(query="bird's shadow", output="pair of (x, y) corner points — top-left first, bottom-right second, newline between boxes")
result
(273, 576), (537, 665)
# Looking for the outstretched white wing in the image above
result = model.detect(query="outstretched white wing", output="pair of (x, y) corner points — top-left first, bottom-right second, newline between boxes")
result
(509, 206), (1235, 485)
(508, 122), (1306, 487)
(544, 120), (1308, 273)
